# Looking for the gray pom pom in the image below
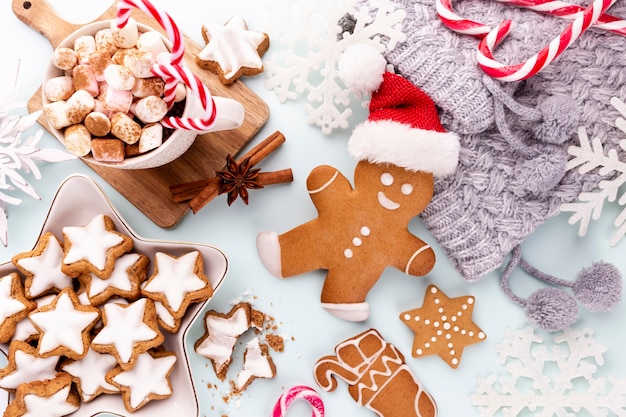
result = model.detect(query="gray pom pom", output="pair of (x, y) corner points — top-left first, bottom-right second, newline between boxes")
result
(515, 148), (567, 193)
(573, 262), (622, 312)
(533, 96), (580, 145)
(524, 288), (578, 332)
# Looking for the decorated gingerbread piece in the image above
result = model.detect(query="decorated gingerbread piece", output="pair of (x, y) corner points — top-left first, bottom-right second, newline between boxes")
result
(257, 44), (460, 321)
(314, 328), (437, 417)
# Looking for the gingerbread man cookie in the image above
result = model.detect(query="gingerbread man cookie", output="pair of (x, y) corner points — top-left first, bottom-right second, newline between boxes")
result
(257, 45), (460, 321)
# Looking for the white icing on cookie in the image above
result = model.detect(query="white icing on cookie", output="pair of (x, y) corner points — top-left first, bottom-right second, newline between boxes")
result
(0, 274), (29, 325)
(22, 386), (79, 417)
(62, 347), (119, 401)
(143, 251), (208, 315)
(14, 234), (73, 298)
(63, 214), (125, 270)
(0, 347), (59, 390)
(87, 253), (141, 299)
(110, 351), (176, 410)
(195, 305), (250, 372)
(12, 295), (56, 342)
(198, 14), (267, 80)
(236, 337), (275, 390)
(91, 298), (158, 364)
(29, 289), (99, 356)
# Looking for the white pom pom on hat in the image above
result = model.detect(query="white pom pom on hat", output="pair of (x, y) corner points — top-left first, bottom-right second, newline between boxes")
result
(338, 43), (460, 177)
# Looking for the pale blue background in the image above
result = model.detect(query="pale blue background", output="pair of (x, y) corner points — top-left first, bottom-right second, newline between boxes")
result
(0, 1), (625, 416)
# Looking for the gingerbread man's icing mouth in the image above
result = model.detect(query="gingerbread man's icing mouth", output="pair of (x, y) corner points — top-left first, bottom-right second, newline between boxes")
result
(377, 191), (400, 210)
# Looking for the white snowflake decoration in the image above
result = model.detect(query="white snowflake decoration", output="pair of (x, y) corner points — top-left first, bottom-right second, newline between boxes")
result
(560, 97), (626, 246)
(264, 0), (406, 134)
(0, 66), (76, 246)
(470, 326), (626, 417)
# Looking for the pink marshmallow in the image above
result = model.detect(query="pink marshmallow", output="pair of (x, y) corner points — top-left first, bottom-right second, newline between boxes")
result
(102, 85), (133, 113)
(72, 65), (99, 97)
(88, 51), (113, 82)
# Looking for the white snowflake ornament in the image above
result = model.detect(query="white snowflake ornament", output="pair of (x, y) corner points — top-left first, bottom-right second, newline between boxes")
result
(470, 326), (626, 417)
(561, 97), (626, 246)
(264, 0), (406, 134)
(0, 65), (76, 246)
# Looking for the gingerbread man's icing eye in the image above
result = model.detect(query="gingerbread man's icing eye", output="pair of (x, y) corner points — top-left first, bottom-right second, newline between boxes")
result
(380, 173), (394, 186)
(401, 184), (413, 195)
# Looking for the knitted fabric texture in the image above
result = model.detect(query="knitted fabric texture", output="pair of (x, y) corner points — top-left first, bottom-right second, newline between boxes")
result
(345, 0), (626, 281)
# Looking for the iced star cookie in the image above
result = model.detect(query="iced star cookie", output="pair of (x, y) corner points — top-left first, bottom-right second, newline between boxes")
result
(399, 285), (486, 368)
(79, 252), (149, 306)
(11, 294), (56, 343)
(91, 298), (164, 370)
(61, 214), (133, 279)
(141, 251), (213, 319)
(3, 372), (80, 417)
(196, 14), (270, 84)
(0, 273), (36, 344)
(11, 232), (73, 299)
(194, 302), (253, 380)
(106, 349), (177, 412)
(235, 337), (276, 392)
(29, 288), (100, 360)
(60, 347), (120, 402)
(0, 340), (60, 391)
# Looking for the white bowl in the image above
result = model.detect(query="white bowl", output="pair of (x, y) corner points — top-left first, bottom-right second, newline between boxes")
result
(43, 21), (198, 170)
(0, 174), (228, 416)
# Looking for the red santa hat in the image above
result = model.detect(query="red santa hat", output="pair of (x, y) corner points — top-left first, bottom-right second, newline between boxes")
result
(339, 44), (460, 177)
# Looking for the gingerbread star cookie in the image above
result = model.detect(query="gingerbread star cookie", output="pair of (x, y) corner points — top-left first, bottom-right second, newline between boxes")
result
(196, 14), (269, 84)
(400, 285), (486, 368)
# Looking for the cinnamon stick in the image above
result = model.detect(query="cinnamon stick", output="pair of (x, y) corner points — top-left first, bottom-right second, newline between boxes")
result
(255, 169), (293, 186)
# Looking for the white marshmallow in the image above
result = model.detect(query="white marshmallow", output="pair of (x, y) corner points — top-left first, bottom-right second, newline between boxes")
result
(174, 82), (187, 103)
(43, 101), (71, 130)
(72, 64), (99, 97)
(74, 35), (96, 64)
(123, 49), (155, 79)
(44, 76), (75, 102)
(66, 90), (95, 124)
(104, 64), (135, 91)
(110, 17), (138, 49)
(111, 112), (141, 144)
(139, 123), (163, 153)
(133, 96), (168, 124)
(88, 51), (113, 82)
(132, 77), (165, 98)
(84, 112), (112, 137)
(137, 31), (169, 58)
(64, 124), (92, 156)
(95, 28), (118, 56)
(52, 47), (78, 71)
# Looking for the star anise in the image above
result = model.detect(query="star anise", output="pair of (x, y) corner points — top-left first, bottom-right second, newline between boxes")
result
(216, 155), (263, 205)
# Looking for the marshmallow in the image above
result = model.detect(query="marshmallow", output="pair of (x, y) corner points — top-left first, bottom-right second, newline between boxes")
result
(137, 31), (169, 58)
(52, 47), (78, 71)
(72, 64), (99, 97)
(132, 77), (165, 98)
(111, 112), (141, 144)
(95, 28), (118, 56)
(66, 90), (95, 124)
(43, 101), (71, 130)
(101, 85), (133, 113)
(139, 123), (163, 153)
(84, 112), (112, 137)
(104, 64), (135, 91)
(74, 35), (96, 64)
(110, 17), (138, 49)
(88, 51), (113, 82)
(123, 49), (155, 79)
(133, 96), (168, 124)
(174, 82), (187, 103)
(64, 124), (92, 156)
(44, 76), (75, 102)
(111, 48), (130, 66)
(91, 138), (125, 162)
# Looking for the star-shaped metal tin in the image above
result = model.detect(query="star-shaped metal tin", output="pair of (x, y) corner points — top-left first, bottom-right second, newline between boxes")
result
(400, 284), (486, 369)
(0, 175), (228, 416)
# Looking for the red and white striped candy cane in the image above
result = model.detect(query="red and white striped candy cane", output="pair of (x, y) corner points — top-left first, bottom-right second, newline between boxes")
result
(436, 0), (491, 37)
(477, 0), (616, 81)
(116, 0), (218, 130)
(272, 385), (325, 417)
(152, 62), (217, 131)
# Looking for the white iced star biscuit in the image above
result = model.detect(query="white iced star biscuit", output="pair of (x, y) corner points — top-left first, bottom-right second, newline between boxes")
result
(4, 373), (80, 417)
(29, 288), (100, 360)
(61, 347), (120, 402)
(0, 273), (35, 343)
(142, 251), (213, 319)
(62, 214), (133, 279)
(196, 14), (270, 84)
(12, 232), (73, 299)
(0, 341), (59, 390)
(91, 298), (164, 370)
(106, 350), (177, 412)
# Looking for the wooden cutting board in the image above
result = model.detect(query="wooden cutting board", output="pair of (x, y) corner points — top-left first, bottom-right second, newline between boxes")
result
(12, 0), (270, 228)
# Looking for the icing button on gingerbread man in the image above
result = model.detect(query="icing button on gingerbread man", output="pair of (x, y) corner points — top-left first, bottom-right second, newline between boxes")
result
(257, 44), (460, 321)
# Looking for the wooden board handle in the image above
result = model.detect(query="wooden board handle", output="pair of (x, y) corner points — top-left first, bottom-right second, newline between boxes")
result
(12, 0), (84, 48)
